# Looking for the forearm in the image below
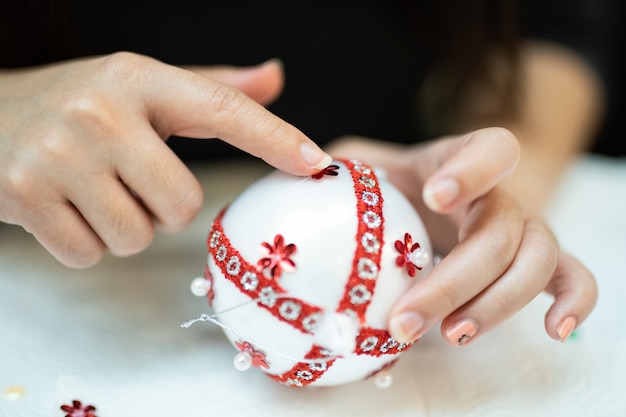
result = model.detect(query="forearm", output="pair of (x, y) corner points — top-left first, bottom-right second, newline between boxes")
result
(463, 41), (606, 214)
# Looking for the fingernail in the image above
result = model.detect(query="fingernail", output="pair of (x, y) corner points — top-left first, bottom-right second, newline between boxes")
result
(260, 57), (284, 70)
(445, 319), (478, 346)
(423, 179), (459, 211)
(557, 316), (577, 343)
(300, 142), (332, 170)
(389, 312), (425, 343)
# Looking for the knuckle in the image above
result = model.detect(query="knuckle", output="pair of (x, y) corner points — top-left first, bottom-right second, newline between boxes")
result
(430, 282), (461, 315)
(526, 220), (559, 278)
(156, 170), (203, 228)
(249, 118), (288, 155)
(489, 292), (518, 318)
(2, 162), (35, 202)
(264, 118), (286, 140)
(65, 248), (104, 269)
(54, 233), (105, 269)
(99, 51), (150, 82)
(167, 183), (203, 227)
(209, 84), (247, 117)
(60, 54), (154, 126)
(40, 131), (78, 164)
(105, 210), (155, 257)
(0, 162), (51, 222)
(60, 92), (115, 131)
(488, 227), (518, 259)
(61, 52), (152, 127)
(532, 241), (559, 278)
(474, 194), (525, 266)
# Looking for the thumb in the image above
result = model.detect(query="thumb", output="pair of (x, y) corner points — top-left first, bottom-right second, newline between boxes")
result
(184, 59), (284, 105)
(420, 128), (521, 213)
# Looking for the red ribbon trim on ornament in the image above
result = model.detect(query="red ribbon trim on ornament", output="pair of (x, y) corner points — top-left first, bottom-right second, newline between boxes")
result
(335, 159), (385, 323)
(207, 209), (324, 335)
(268, 345), (337, 387)
(355, 327), (411, 357)
(267, 327), (412, 387)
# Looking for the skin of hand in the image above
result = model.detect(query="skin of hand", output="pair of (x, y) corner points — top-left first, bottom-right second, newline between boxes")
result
(327, 42), (602, 346)
(0, 53), (332, 268)
(328, 130), (597, 347)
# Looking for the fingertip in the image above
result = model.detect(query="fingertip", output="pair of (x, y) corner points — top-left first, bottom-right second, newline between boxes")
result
(28, 210), (107, 269)
(422, 128), (521, 212)
(246, 58), (285, 105)
(260, 57), (284, 72)
(556, 316), (578, 343)
(422, 178), (460, 212)
(299, 142), (333, 171)
(468, 127), (520, 174)
(50, 240), (105, 269)
(443, 318), (479, 347)
(545, 313), (578, 342)
(544, 252), (598, 342)
(388, 311), (425, 344)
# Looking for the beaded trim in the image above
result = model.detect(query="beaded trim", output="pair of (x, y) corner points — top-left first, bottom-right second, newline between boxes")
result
(267, 327), (410, 388)
(336, 159), (385, 322)
(208, 212), (324, 335)
(268, 345), (337, 387)
(355, 327), (410, 357)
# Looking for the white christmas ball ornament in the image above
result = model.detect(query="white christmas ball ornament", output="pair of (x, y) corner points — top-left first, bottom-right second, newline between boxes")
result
(201, 159), (432, 387)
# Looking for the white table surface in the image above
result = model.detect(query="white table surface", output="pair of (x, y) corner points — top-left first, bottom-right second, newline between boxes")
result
(1, 155), (625, 417)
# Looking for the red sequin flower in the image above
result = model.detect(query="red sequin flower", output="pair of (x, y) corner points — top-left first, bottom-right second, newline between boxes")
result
(312, 164), (340, 179)
(60, 400), (97, 417)
(235, 340), (270, 369)
(394, 233), (423, 277)
(258, 234), (297, 278)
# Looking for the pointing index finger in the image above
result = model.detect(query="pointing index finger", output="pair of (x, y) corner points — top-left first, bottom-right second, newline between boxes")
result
(137, 56), (331, 175)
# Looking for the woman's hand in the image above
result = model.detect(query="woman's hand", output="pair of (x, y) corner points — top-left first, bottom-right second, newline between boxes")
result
(0, 53), (331, 268)
(327, 128), (597, 346)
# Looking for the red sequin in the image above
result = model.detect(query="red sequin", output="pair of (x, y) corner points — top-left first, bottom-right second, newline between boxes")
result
(208, 214), (323, 335)
(257, 234), (297, 278)
(60, 400), (97, 417)
(394, 232), (422, 277)
(311, 164), (340, 180)
(235, 340), (270, 369)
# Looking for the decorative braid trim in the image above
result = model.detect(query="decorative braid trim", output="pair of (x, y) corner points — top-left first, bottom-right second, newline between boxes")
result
(208, 209), (323, 335)
(335, 159), (385, 323)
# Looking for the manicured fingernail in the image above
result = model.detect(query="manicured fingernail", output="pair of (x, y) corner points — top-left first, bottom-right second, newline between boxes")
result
(300, 142), (332, 170)
(445, 319), (478, 346)
(389, 312), (425, 343)
(423, 179), (459, 211)
(557, 316), (577, 343)
(260, 57), (284, 69)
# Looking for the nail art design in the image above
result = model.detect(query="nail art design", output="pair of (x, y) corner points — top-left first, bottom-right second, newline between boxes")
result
(446, 319), (478, 346)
